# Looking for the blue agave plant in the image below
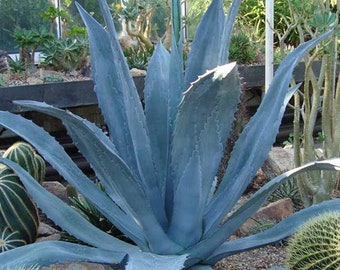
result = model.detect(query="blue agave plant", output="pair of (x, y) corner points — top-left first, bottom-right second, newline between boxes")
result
(0, 0), (339, 269)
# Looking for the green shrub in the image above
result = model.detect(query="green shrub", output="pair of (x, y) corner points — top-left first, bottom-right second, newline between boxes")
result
(0, 74), (6, 87)
(229, 32), (257, 64)
(41, 37), (89, 71)
(268, 178), (303, 210)
(13, 28), (53, 67)
(123, 46), (154, 70)
(8, 57), (27, 75)
(42, 74), (65, 83)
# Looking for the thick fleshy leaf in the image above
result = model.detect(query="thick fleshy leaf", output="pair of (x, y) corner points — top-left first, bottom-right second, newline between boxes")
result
(0, 158), (137, 253)
(0, 239), (188, 270)
(144, 43), (171, 201)
(204, 30), (334, 234)
(0, 111), (146, 247)
(219, 0), (243, 63)
(205, 198), (340, 264)
(171, 0), (182, 44)
(184, 0), (242, 89)
(168, 63), (240, 247)
(125, 252), (188, 270)
(181, 158), (340, 266)
(75, 2), (139, 174)
(165, 35), (185, 215)
(0, 241), (127, 268)
(77, 2), (165, 225)
(11, 101), (182, 255)
(168, 149), (203, 247)
(168, 35), (185, 130)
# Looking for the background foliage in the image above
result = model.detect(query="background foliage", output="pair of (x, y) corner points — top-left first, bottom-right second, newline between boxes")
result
(0, 0), (51, 52)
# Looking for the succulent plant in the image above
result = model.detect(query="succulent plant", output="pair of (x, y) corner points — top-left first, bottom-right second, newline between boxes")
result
(286, 211), (340, 270)
(0, 0), (339, 269)
(0, 142), (45, 252)
(2, 142), (45, 184)
(67, 182), (120, 237)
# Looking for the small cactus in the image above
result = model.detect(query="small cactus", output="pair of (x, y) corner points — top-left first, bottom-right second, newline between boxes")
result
(0, 227), (27, 253)
(286, 211), (340, 270)
(0, 167), (39, 250)
(0, 142), (45, 252)
(2, 142), (45, 184)
(67, 182), (118, 236)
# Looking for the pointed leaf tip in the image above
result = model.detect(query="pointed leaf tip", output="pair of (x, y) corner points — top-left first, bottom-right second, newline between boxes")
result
(212, 62), (237, 81)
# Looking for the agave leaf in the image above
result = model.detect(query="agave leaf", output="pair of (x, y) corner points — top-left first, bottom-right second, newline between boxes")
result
(0, 157), (138, 253)
(184, 0), (242, 89)
(13, 100), (147, 218)
(160, 38), (185, 214)
(2, 162), (183, 268)
(219, 0), (243, 63)
(204, 30), (334, 234)
(168, 149), (203, 247)
(171, 0), (182, 44)
(168, 63), (240, 247)
(11, 101), (182, 254)
(0, 111), (146, 247)
(205, 198), (340, 264)
(168, 34), (185, 130)
(75, 3), (138, 173)
(144, 43), (170, 200)
(219, 158), (340, 239)
(0, 162), (188, 268)
(0, 241), (127, 268)
(77, 2), (166, 226)
(125, 252), (187, 270)
(182, 158), (340, 266)
(0, 239), (188, 270)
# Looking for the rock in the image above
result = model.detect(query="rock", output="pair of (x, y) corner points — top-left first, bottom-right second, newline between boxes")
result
(130, 68), (146, 77)
(236, 198), (294, 236)
(43, 181), (68, 202)
(69, 70), (80, 77)
(254, 197), (293, 221)
(119, 35), (138, 50)
(27, 76), (44, 85)
(36, 222), (61, 242)
(0, 50), (9, 73)
(38, 222), (59, 236)
(262, 147), (294, 179)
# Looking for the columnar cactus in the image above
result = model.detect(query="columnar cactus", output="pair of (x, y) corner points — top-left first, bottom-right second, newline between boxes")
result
(0, 142), (45, 252)
(286, 211), (340, 269)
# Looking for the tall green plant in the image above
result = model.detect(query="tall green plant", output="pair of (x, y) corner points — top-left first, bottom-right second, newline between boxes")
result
(0, 0), (339, 269)
(285, 0), (340, 207)
(13, 28), (53, 67)
(111, 0), (168, 49)
(41, 36), (89, 71)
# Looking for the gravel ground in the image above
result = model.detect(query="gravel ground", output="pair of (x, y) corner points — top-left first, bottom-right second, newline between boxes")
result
(214, 244), (287, 269)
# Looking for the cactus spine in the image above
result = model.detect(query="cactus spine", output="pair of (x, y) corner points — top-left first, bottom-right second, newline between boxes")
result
(0, 142), (45, 252)
(286, 211), (340, 269)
